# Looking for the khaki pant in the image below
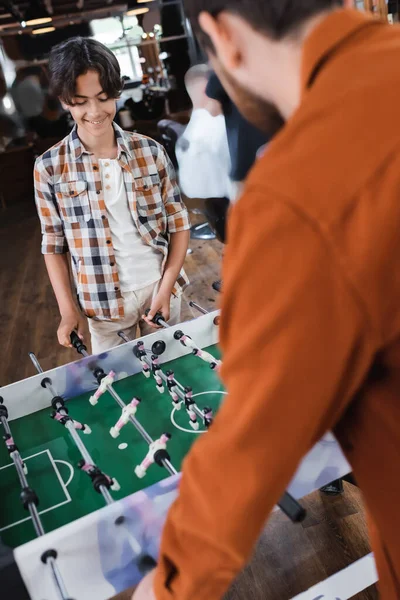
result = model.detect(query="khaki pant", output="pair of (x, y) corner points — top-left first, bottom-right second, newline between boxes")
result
(88, 281), (182, 354)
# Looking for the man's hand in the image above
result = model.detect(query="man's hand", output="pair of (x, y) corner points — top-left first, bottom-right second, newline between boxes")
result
(131, 570), (156, 600)
(57, 311), (85, 348)
(142, 289), (171, 330)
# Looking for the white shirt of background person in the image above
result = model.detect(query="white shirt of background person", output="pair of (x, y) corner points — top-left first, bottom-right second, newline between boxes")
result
(176, 65), (233, 201)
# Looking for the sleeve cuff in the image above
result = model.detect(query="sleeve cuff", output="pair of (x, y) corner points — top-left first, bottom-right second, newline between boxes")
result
(167, 211), (191, 233)
(41, 235), (68, 255)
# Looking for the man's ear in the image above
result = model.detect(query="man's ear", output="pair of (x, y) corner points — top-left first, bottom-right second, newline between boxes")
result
(198, 11), (242, 71)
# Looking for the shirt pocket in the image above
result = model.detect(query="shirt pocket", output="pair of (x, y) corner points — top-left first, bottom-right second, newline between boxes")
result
(134, 175), (166, 231)
(54, 180), (91, 223)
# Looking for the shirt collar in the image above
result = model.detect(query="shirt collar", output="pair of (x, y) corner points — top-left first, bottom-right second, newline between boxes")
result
(69, 121), (133, 160)
(301, 9), (381, 92)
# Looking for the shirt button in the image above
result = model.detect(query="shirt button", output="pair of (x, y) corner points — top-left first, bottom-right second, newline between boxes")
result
(105, 174), (110, 179)
(110, 261), (115, 267)
(93, 165), (98, 171)
(105, 162), (110, 167)
(69, 191), (74, 196)
(106, 239), (111, 245)
(101, 215), (106, 220)
(96, 190), (101, 195)
(114, 286), (119, 291)
(106, 185), (111, 190)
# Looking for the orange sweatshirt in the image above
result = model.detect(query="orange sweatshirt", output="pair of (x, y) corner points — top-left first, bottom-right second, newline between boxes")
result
(154, 10), (400, 599)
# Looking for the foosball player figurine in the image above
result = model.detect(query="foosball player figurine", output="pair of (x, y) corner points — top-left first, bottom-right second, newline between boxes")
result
(202, 407), (214, 429)
(89, 370), (116, 406)
(3, 433), (28, 474)
(78, 459), (120, 492)
(51, 411), (92, 435)
(184, 386), (199, 431)
(134, 433), (172, 479)
(136, 341), (150, 378)
(151, 355), (164, 393)
(166, 370), (180, 409)
(110, 398), (142, 438)
(174, 330), (222, 371)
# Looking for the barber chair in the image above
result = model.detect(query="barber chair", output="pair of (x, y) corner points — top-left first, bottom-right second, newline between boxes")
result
(157, 119), (186, 170)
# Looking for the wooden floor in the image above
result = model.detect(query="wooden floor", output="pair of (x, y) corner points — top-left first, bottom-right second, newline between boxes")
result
(0, 198), (377, 599)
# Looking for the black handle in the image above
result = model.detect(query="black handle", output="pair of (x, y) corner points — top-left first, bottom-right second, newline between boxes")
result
(70, 331), (87, 354)
(144, 308), (165, 326)
(277, 492), (306, 523)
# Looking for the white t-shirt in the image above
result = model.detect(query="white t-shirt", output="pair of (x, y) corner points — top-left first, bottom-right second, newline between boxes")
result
(176, 109), (233, 200)
(99, 159), (163, 292)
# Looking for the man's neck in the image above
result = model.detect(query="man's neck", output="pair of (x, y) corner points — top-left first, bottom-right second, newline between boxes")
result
(77, 124), (118, 159)
(265, 10), (335, 120)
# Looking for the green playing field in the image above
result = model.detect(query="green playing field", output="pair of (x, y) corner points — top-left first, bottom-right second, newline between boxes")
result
(0, 344), (224, 549)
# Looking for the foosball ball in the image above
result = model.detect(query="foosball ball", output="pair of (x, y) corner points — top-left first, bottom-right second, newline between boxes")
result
(0, 309), (352, 600)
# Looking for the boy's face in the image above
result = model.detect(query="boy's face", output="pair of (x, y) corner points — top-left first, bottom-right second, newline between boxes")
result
(62, 70), (117, 139)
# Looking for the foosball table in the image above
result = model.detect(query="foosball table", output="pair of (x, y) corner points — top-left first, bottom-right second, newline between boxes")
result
(0, 309), (354, 600)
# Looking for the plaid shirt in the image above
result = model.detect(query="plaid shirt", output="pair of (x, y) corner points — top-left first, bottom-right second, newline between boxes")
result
(34, 123), (190, 321)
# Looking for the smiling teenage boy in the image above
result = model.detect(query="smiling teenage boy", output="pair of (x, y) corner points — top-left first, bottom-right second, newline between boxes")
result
(34, 38), (190, 353)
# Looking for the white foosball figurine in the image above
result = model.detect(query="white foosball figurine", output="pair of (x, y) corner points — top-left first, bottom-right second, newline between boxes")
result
(184, 386), (199, 430)
(78, 460), (121, 492)
(110, 398), (141, 438)
(174, 331), (222, 370)
(136, 341), (151, 378)
(51, 411), (92, 434)
(5, 435), (28, 474)
(151, 355), (165, 393)
(89, 371), (116, 406)
(134, 433), (171, 479)
(166, 370), (181, 409)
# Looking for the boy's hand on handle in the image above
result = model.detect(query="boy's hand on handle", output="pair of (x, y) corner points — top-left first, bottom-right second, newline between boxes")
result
(58, 311), (85, 348)
(142, 290), (171, 329)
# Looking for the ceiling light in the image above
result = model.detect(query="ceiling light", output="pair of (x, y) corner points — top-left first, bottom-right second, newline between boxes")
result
(0, 13), (12, 20)
(137, 0), (155, 3)
(149, 32), (154, 37)
(21, 20), (26, 28)
(126, 8), (149, 16)
(26, 16), (52, 26)
(32, 26), (55, 35)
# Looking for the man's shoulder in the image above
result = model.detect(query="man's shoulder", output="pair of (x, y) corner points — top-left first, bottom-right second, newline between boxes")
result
(248, 91), (400, 224)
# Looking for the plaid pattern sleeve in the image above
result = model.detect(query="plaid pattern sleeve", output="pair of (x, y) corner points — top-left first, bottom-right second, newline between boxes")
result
(34, 155), (68, 255)
(156, 144), (191, 233)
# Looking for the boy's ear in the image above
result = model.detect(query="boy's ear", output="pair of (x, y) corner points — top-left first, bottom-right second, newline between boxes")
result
(60, 98), (69, 111)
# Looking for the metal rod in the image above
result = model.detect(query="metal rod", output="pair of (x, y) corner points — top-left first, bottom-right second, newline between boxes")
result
(29, 353), (114, 505)
(0, 405), (72, 599)
(29, 352), (43, 374)
(141, 356), (203, 421)
(106, 385), (177, 476)
(118, 331), (130, 344)
(189, 301), (209, 315)
(10, 449), (45, 537)
(47, 557), (71, 600)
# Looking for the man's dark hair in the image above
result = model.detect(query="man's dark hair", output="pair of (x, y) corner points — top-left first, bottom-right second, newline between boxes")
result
(184, 0), (343, 49)
(49, 37), (123, 105)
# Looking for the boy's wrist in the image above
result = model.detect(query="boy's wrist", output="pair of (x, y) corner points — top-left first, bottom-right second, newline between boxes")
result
(158, 278), (174, 297)
(60, 304), (80, 318)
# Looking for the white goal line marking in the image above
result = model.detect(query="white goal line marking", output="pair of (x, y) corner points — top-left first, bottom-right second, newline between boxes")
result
(0, 449), (72, 532)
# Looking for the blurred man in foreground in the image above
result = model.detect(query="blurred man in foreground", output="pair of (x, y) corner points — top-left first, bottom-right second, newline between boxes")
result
(135, 2), (400, 598)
